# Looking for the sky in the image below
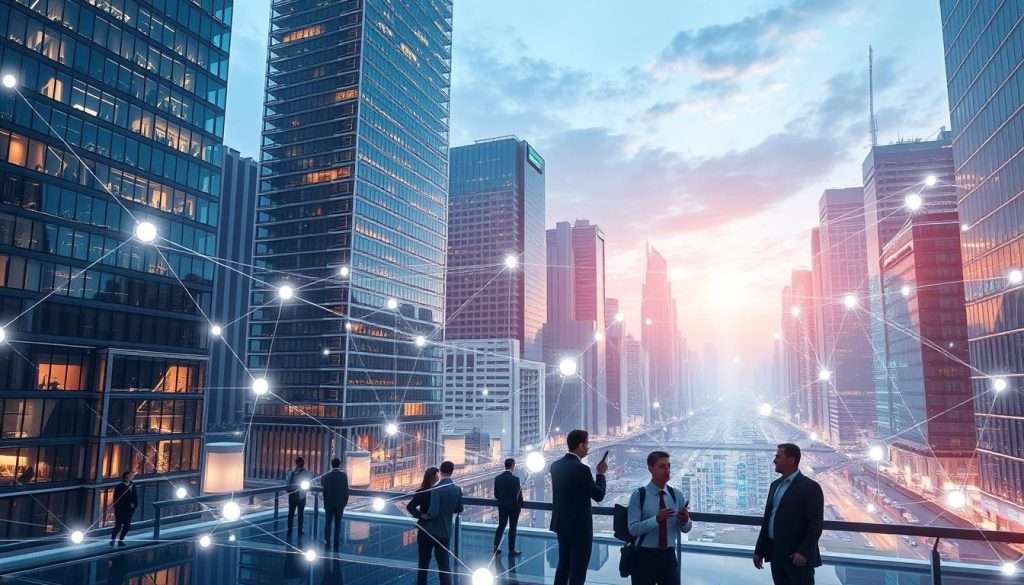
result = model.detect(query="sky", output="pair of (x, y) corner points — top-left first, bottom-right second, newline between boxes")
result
(223, 0), (952, 368)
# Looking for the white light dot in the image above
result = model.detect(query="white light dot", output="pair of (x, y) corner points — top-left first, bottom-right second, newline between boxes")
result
(924, 175), (937, 187)
(526, 451), (546, 473)
(175, 487), (188, 499)
(221, 501), (241, 522)
(209, 324), (222, 337)
(809, 432), (819, 441)
(386, 298), (398, 310)
(818, 368), (832, 382)
(134, 221), (157, 243)
(866, 503), (877, 513)
(481, 388), (489, 396)
(338, 265), (350, 278)
(993, 378), (1009, 394)
(900, 285), (912, 298)
(1009, 269), (1024, 285)
(199, 534), (212, 548)
(345, 321), (353, 331)
(2, 74), (17, 89)
(504, 254), (518, 270)
(0, 326), (6, 344)
(653, 401), (661, 409)
(472, 568), (495, 585)
(322, 348), (330, 356)
(593, 331), (604, 342)
(277, 285), (294, 301)
(960, 223), (970, 232)
(645, 318), (653, 326)
(299, 479), (311, 491)
(385, 422), (398, 436)
(790, 306), (802, 318)
(758, 403), (773, 417)
(371, 497), (387, 512)
(905, 193), (923, 211)
(687, 410), (695, 417)
(251, 377), (269, 396)
(843, 294), (858, 309)
(1001, 561), (1018, 576)
(945, 489), (967, 510)
(70, 530), (85, 544)
(414, 335), (426, 348)
(558, 358), (577, 377)
(555, 427), (561, 432)
(228, 533), (236, 542)
(868, 445), (885, 462)
(614, 312), (624, 322)
(304, 549), (318, 563)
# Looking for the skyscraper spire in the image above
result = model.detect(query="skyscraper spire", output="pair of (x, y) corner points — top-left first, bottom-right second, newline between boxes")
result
(869, 45), (879, 147)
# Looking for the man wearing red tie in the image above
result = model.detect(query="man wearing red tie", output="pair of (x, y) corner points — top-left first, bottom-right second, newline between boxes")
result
(627, 451), (692, 585)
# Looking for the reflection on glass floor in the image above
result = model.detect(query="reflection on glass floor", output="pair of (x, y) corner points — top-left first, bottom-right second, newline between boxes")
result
(2, 511), (1016, 585)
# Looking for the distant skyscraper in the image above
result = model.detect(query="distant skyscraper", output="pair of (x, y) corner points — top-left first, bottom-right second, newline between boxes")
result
(781, 270), (815, 424)
(624, 334), (650, 426)
(879, 212), (976, 490)
(862, 134), (956, 436)
(605, 298), (626, 431)
(817, 188), (875, 446)
(642, 244), (683, 416)
(207, 148), (258, 442)
(942, 0), (1024, 523)
(810, 227), (829, 438)
(247, 0), (452, 488)
(543, 220), (607, 435)
(447, 137), (545, 360)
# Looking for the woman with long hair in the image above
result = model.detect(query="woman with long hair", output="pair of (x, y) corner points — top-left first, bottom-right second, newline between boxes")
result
(407, 467), (440, 585)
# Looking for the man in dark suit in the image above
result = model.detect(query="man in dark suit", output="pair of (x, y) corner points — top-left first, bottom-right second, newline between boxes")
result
(550, 429), (607, 585)
(754, 443), (824, 585)
(321, 456), (350, 549)
(109, 471), (137, 546)
(420, 460), (463, 585)
(286, 456), (311, 538)
(493, 457), (524, 555)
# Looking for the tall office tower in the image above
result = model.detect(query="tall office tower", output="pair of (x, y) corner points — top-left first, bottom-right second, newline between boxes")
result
(543, 220), (607, 435)
(862, 134), (956, 436)
(624, 334), (650, 426)
(247, 0), (452, 488)
(206, 148), (257, 442)
(810, 227), (829, 438)
(446, 137), (545, 361)
(642, 244), (683, 416)
(942, 1), (1024, 524)
(442, 339), (545, 455)
(879, 212), (976, 491)
(605, 298), (625, 432)
(817, 188), (875, 447)
(0, 0), (232, 536)
(781, 270), (815, 424)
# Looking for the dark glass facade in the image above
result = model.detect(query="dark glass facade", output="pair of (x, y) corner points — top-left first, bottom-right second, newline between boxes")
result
(0, 0), (231, 537)
(446, 137), (545, 362)
(941, 0), (1024, 510)
(248, 0), (451, 488)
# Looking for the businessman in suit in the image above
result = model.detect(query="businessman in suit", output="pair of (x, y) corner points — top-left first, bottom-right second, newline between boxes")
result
(321, 456), (350, 549)
(493, 457), (524, 555)
(420, 460), (464, 585)
(550, 429), (607, 585)
(753, 443), (824, 585)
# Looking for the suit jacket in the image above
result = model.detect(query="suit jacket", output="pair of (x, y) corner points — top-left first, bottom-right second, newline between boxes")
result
(423, 478), (463, 539)
(755, 472), (824, 568)
(321, 469), (349, 509)
(112, 481), (137, 519)
(494, 470), (523, 511)
(286, 467), (310, 501)
(549, 453), (606, 536)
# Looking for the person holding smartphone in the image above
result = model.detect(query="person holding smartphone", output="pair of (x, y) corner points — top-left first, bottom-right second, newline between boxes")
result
(627, 451), (692, 585)
(550, 429), (607, 585)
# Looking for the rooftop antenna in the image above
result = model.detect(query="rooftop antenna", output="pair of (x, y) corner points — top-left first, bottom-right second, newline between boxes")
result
(869, 45), (878, 147)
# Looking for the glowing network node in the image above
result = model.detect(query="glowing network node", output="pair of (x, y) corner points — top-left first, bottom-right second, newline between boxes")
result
(385, 422), (399, 436)
(945, 489), (967, 510)
(842, 294), (858, 309)
(687, 410), (695, 417)
(614, 312), (625, 322)
(221, 501), (241, 522)
(809, 432), (819, 442)
(900, 285), (912, 298)
(322, 348), (330, 356)
(1002, 562), (1018, 577)
(0, 325), (6, 344)
(70, 530), (85, 544)
(209, 324), (223, 337)
(386, 298), (399, 310)
(904, 193), (923, 211)
(504, 254), (518, 270)
(199, 534), (212, 548)
(2, 74), (17, 88)
(868, 445), (885, 462)
(304, 549), (318, 563)
(593, 331), (605, 342)
(134, 221), (157, 243)
(414, 335), (427, 348)
(251, 377), (270, 396)
(645, 318), (653, 326)
(790, 306), (802, 318)
(338, 265), (350, 278)
(992, 377), (1009, 394)
(481, 388), (489, 396)
(299, 479), (311, 491)
(866, 503), (877, 513)
(1009, 269), (1024, 285)
(371, 497), (387, 512)
(758, 403), (773, 417)
(960, 223), (970, 232)
(652, 401), (661, 409)
(175, 487), (188, 499)
(228, 533), (236, 542)
(526, 451), (546, 473)
(558, 358), (578, 377)
(924, 174), (937, 187)
(345, 321), (353, 331)
(277, 285), (294, 301)
(818, 368), (832, 382)
(472, 568), (495, 585)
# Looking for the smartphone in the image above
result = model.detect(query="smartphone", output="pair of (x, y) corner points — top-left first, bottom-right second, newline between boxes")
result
(599, 451), (609, 463)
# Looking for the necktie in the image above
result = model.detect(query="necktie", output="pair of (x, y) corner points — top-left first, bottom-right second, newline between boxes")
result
(658, 490), (668, 550)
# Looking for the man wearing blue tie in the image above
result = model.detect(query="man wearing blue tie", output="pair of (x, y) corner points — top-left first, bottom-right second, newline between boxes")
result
(754, 444), (823, 585)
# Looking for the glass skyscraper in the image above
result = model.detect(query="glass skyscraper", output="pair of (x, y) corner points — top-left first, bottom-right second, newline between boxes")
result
(0, 0), (232, 536)
(247, 0), (451, 488)
(941, 0), (1024, 518)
